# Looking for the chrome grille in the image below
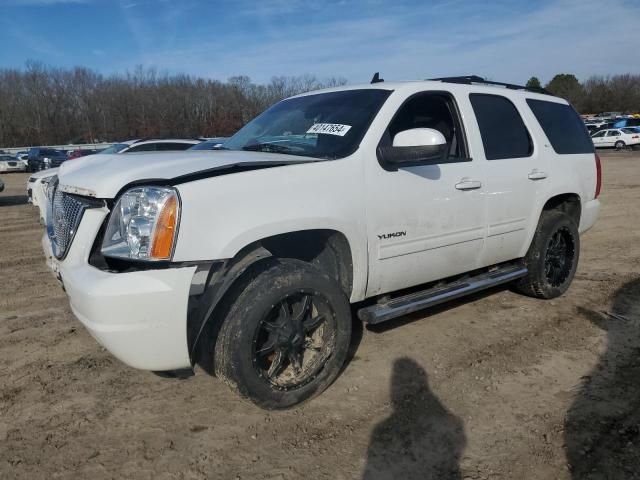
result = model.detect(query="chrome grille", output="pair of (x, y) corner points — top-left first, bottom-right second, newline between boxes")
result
(46, 179), (101, 259)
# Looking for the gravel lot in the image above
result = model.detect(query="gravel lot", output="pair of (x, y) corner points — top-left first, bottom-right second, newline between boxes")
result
(1, 151), (639, 479)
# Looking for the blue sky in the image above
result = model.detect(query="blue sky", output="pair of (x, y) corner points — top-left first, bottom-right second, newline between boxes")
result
(0, 0), (638, 85)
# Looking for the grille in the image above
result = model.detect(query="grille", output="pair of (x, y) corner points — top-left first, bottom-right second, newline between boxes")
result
(46, 180), (101, 259)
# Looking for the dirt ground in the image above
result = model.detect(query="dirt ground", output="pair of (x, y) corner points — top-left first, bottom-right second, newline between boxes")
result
(1, 151), (639, 480)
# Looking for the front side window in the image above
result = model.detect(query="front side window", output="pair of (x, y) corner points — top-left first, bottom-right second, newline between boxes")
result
(379, 91), (469, 159)
(526, 99), (594, 154)
(469, 93), (533, 160)
(224, 89), (392, 160)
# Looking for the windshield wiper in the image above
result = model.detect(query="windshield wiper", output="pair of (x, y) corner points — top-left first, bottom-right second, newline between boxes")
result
(242, 143), (294, 154)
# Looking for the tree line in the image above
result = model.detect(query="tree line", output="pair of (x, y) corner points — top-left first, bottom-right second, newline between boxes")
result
(527, 73), (640, 114)
(0, 63), (346, 148)
(1, 63), (638, 148)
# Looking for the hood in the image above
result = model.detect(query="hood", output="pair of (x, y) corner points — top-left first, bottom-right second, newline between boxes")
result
(29, 168), (60, 180)
(57, 150), (319, 198)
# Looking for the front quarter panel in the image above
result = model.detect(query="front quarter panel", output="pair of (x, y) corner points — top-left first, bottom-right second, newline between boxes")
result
(173, 157), (368, 301)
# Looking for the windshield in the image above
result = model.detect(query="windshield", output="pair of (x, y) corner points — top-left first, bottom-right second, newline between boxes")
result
(101, 143), (128, 154)
(223, 89), (392, 159)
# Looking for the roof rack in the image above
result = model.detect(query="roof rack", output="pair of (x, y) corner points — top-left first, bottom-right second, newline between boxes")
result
(428, 75), (549, 95)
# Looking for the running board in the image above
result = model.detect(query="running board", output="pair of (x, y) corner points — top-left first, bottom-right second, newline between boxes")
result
(358, 264), (528, 325)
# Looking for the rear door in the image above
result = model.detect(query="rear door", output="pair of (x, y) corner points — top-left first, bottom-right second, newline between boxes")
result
(468, 93), (549, 267)
(606, 130), (621, 146)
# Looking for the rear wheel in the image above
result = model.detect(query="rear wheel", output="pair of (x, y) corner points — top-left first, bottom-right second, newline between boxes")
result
(214, 259), (352, 409)
(615, 140), (626, 150)
(514, 210), (580, 299)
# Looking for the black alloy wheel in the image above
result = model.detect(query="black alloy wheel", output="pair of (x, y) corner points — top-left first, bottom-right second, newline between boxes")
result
(252, 291), (337, 391)
(544, 227), (575, 287)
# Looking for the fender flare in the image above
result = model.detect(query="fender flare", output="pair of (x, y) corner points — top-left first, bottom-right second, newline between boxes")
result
(187, 245), (272, 364)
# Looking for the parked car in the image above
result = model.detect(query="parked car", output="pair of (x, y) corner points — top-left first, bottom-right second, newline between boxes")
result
(612, 118), (640, 129)
(0, 177), (4, 193)
(100, 139), (201, 154)
(27, 148), (68, 172)
(0, 154), (27, 173)
(27, 169), (58, 224)
(591, 128), (640, 149)
(592, 112), (622, 120)
(67, 148), (102, 160)
(42, 77), (600, 409)
(28, 140), (201, 223)
(15, 151), (29, 168)
(187, 138), (228, 150)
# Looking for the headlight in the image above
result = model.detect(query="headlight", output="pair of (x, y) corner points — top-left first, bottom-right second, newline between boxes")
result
(101, 186), (180, 261)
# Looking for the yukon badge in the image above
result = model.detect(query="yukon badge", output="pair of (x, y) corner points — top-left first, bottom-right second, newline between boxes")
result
(378, 231), (407, 240)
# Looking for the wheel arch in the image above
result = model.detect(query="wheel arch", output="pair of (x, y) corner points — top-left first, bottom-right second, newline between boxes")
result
(187, 228), (356, 371)
(520, 192), (582, 258)
(542, 193), (582, 226)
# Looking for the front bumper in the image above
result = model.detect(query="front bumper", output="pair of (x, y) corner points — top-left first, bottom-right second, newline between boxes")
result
(43, 208), (195, 371)
(0, 164), (24, 173)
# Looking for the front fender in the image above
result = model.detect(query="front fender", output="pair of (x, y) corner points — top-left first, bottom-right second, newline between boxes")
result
(173, 157), (368, 301)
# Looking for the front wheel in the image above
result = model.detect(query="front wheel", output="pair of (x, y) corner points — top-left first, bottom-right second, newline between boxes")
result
(214, 259), (352, 409)
(514, 210), (580, 299)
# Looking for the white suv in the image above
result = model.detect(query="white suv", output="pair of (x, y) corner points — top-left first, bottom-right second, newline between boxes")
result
(42, 77), (601, 409)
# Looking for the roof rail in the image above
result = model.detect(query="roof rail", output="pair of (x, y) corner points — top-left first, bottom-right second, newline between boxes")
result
(428, 75), (549, 95)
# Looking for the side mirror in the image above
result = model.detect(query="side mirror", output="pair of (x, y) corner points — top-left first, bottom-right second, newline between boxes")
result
(378, 128), (448, 170)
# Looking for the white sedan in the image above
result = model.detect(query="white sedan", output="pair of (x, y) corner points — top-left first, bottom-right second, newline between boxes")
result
(591, 128), (640, 149)
(0, 154), (27, 172)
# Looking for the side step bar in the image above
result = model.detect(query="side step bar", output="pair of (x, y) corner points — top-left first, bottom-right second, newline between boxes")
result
(358, 264), (528, 325)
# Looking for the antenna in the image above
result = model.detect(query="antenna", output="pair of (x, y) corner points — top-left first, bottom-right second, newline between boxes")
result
(370, 72), (384, 84)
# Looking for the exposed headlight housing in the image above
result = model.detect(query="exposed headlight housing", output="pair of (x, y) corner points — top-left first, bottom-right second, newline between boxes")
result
(101, 186), (180, 261)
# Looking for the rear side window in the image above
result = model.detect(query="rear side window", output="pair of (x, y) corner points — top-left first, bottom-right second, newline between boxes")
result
(469, 94), (532, 160)
(527, 99), (594, 154)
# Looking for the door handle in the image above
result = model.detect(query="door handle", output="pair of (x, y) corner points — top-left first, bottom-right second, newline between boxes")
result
(528, 169), (548, 180)
(455, 178), (482, 190)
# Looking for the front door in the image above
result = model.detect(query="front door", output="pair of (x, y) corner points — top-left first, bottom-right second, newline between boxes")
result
(591, 130), (606, 147)
(364, 91), (486, 297)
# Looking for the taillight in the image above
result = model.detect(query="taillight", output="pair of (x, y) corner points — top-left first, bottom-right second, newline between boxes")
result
(632, 135), (639, 139)
(595, 153), (602, 199)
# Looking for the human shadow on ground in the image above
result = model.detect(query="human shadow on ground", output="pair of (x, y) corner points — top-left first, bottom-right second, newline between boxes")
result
(363, 357), (466, 480)
(565, 278), (640, 479)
